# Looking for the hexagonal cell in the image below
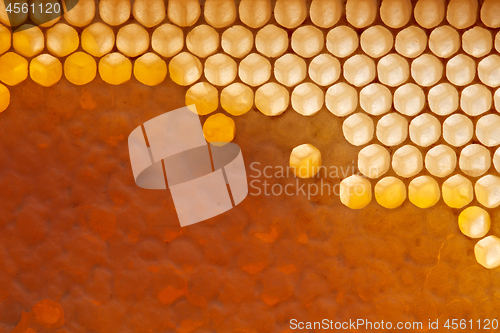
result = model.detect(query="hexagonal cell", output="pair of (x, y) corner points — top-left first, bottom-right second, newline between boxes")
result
(429, 26), (460, 58)
(116, 24), (149, 58)
(204, 0), (236, 28)
(221, 26), (253, 59)
(377, 54), (409, 87)
(462, 27), (492, 58)
(186, 25), (219, 58)
(46, 23), (79, 58)
(64, 0), (95, 27)
(0, 25), (11, 56)
(476, 114), (500, 147)
(309, 54), (341, 86)
(461, 84), (492, 116)
(425, 145), (457, 178)
(442, 174), (474, 208)
(358, 144), (390, 179)
(64, 52), (96, 86)
(289, 143), (322, 179)
(380, 0), (412, 28)
(478, 55), (500, 88)
(291, 26), (323, 58)
(446, 54), (476, 87)
(291, 83), (324, 116)
(132, 0), (165, 28)
(239, 0), (271, 29)
(274, 0), (307, 29)
(0, 53), (28, 86)
(475, 235), (500, 269)
(458, 206), (491, 239)
(205, 53), (237, 87)
(168, 0), (201, 27)
(310, 0), (342, 28)
(495, 88), (500, 112)
(0, 83), (9, 113)
(482, 0), (500, 28)
(447, 0), (477, 29)
(395, 26), (427, 58)
(325, 83), (358, 117)
(343, 113), (374, 146)
(99, 0), (131, 26)
(274, 54), (307, 87)
(392, 145), (423, 178)
(409, 113), (441, 148)
(459, 144), (491, 177)
(151, 24), (184, 58)
(428, 83), (459, 116)
(408, 175), (441, 209)
(13, 25), (44, 58)
(339, 175), (372, 209)
(443, 114), (474, 147)
(82, 23), (115, 58)
(344, 55), (376, 87)
(29, 54), (62, 87)
(239, 53), (271, 87)
(203, 113), (235, 143)
(374, 176), (406, 209)
(361, 25), (393, 58)
(475, 174), (500, 208)
(414, 0), (445, 29)
(221, 83), (254, 116)
(394, 83), (425, 116)
(98, 53), (132, 85)
(494, 147), (500, 173)
(168, 52), (203, 86)
(255, 25), (288, 58)
(134, 53), (167, 87)
(346, 0), (377, 28)
(29, 0), (60, 27)
(185, 82), (219, 116)
(359, 83), (392, 116)
(326, 26), (359, 58)
(411, 54), (443, 87)
(255, 82), (289, 116)
(376, 113), (408, 146)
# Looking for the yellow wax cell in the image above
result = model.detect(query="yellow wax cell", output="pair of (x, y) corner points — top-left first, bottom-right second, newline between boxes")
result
(340, 175), (372, 209)
(185, 82), (219, 115)
(289, 144), (322, 179)
(168, 52), (202, 86)
(408, 176), (441, 208)
(99, 52), (132, 85)
(116, 24), (149, 58)
(221, 83), (254, 116)
(0, 83), (9, 112)
(99, 0), (131, 26)
(81, 23), (115, 58)
(442, 174), (474, 209)
(203, 113), (236, 144)
(0, 52), (28, 86)
(133, 0), (165, 28)
(30, 54), (62, 87)
(375, 177), (406, 209)
(168, 0), (201, 27)
(46, 23), (79, 57)
(134, 53), (167, 86)
(13, 25), (44, 57)
(475, 236), (500, 269)
(458, 206), (490, 238)
(0, 24), (11, 55)
(64, 0), (95, 27)
(64, 52), (96, 86)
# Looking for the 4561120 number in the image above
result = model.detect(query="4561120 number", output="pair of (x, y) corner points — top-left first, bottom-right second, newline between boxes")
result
(5, 2), (61, 14)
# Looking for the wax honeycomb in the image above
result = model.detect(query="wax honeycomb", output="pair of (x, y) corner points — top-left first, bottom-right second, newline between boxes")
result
(289, 143), (322, 179)
(98, 52), (132, 85)
(12, 25), (44, 58)
(308, 54), (340, 86)
(81, 23), (115, 58)
(458, 206), (491, 238)
(357, 144), (390, 179)
(408, 176), (441, 208)
(238, 0), (271, 29)
(151, 24), (183, 58)
(29, 54), (62, 87)
(202, 112), (235, 143)
(116, 24), (149, 58)
(133, 52), (167, 87)
(99, 0), (130, 26)
(221, 26), (253, 59)
(63, 51), (96, 85)
(46, 24), (79, 58)
(374, 176), (406, 209)
(0, 52), (28, 86)
(220, 83), (253, 116)
(239, 53), (271, 87)
(339, 175), (372, 209)
(185, 82), (218, 116)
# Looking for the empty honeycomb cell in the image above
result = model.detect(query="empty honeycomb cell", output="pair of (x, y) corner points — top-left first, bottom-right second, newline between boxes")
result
(361, 26), (393, 59)
(443, 114), (473, 147)
(0, 52), (28, 86)
(358, 144), (390, 179)
(475, 235), (500, 269)
(116, 24), (149, 58)
(274, 0), (307, 29)
(344, 55), (376, 87)
(63, 52), (96, 86)
(425, 145), (457, 178)
(0, 24), (10, 55)
(478, 55), (500, 88)
(462, 27), (492, 58)
(12, 25), (44, 58)
(392, 145), (423, 178)
(395, 26), (427, 59)
(411, 54), (443, 87)
(239, 53), (271, 87)
(0, 83), (9, 112)
(186, 25), (219, 59)
(325, 83), (357, 117)
(168, 0), (200, 27)
(289, 144), (322, 179)
(461, 84), (492, 116)
(409, 176), (441, 208)
(133, 0), (165, 28)
(359, 83), (392, 116)
(64, 0), (95, 27)
(447, 0), (478, 29)
(221, 83), (254, 116)
(291, 26), (324, 59)
(99, 53), (132, 85)
(376, 113), (408, 146)
(446, 54), (476, 87)
(308, 54), (340, 86)
(221, 26), (253, 59)
(342, 113), (374, 146)
(339, 175), (372, 209)
(475, 174), (500, 208)
(476, 114), (500, 147)
(291, 83), (324, 116)
(0, 0), (28, 27)
(310, 0), (342, 28)
(346, 0), (377, 28)
(239, 0), (271, 29)
(409, 113), (441, 147)
(168, 52), (202, 86)
(460, 144), (491, 177)
(46, 24), (79, 58)
(442, 174), (474, 208)
(29, 0), (60, 27)
(429, 26), (460, 58)
(185, 82), (219, 115)
(377, 54), (409, 87)
(99, 0), (131, 26)
(374, 177), (406, 209)
(481, 0), (500, 28)
(274, 54), (307, 87)
(326, 26), (358, 58)
(414, 0), (445, 29)
(203, 113), (235, 143)
(459, 206), (491, 239)
(204, 53), (237, 86)
(428, 83), (459, 116)
(394, 83), (425, 116)
(81, 23), (115, 58)
(255, 82), (289, 116)
(255, 25), (288, 58)
(134, 53), (167, 86)
(380, 0), (412, 28)
(29, 54), (62, 87)
(151, 24), (183, 58)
